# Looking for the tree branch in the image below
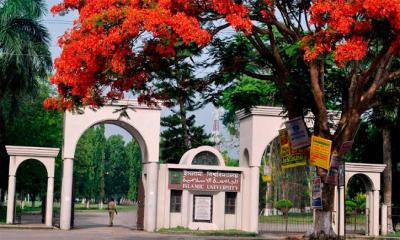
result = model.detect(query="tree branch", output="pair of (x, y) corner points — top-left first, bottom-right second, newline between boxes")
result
(360, 54), (393, 109)
(242, 70), (275, 81)
(310, 61), (329, 136)
(383, 69), (400, 82)
(211, 23), (230, 36)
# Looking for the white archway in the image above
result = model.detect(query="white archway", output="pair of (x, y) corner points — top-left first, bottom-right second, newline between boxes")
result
(60, 99), (161, 231)
(334, 163), (386, 236)
(236, 106), (339, 233)
(179, 146), (225, 166)
(6, 145), (59, 227)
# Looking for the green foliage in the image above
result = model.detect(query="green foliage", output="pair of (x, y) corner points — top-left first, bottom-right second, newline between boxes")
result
(1, 80), (63, 199)
(275, 199), (293, 212)
(74, 126), (142, 201)
(125, 140), (141, 200)
(160, 114), (213, 163)
(0, 0), (52, 196)
(158, 227), (257, 237)
(16, 160), (47, 198)
(0, 205), (6, 223)
(346, 193), (366, 214)
(105, 135), (129, 198)
(74, 127), (97, 199)
(0, 0), (52, 98)
(219, 76), (278, 128)
(221, 150), (239, 167)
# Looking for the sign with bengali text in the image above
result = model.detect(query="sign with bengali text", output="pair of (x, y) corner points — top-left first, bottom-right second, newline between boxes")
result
(169, 170), (241, 192)
(279, 129), (307, 169)
(285, 117), (310, 150)
(310, 136), (332, 170)
(312, 177), (323, 209)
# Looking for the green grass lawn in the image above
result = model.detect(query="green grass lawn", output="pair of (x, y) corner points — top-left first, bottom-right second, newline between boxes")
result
(73, 203), (136, 212)
(0, 206), (6, 223)
(158, 226), (257, 237)
(387, 231), (400, 237)
(345, 214), (366, 225)
(259, 212), (313, 224)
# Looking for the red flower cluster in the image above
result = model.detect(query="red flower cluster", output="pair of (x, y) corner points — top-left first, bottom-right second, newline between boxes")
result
(303, 0), (400, 66)
(47, 0), (254, 110)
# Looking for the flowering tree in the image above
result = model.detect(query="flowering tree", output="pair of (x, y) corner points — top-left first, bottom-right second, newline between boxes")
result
(48, 0), (400, 237)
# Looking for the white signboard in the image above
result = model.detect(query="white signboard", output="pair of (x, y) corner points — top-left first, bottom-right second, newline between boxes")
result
(285, 116), (310, 150)
(193, 195), (212, 222)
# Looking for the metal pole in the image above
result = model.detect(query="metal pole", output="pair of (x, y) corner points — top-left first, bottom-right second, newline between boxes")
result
(338, 185), (341, 240)
(343, 162), (346, 240)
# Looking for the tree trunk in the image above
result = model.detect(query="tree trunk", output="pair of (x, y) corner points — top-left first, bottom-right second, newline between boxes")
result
(100, 159), (105, 206)
(383, 127), (393, 232)
(41, 196), (46, 224)
(0, 188), (3, 206)
(20, 192), (24, 209)
(178, 99), (190, 149)
(86, 198), (90, 209)
(32, 193), (36, 208)
(0, 103), (9, 193)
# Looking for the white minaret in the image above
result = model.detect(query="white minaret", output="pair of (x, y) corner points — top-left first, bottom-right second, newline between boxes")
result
(212, 107), (221, 151)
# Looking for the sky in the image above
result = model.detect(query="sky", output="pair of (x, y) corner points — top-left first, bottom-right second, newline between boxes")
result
(43, 1), (239, 158)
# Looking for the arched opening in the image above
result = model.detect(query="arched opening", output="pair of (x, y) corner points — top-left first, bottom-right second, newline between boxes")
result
(258, 136), (313, 233)
(70, 123), (143, 230)
(192, 151), (220, 166)
(345, 174), (373, 235)
(15, 159), (48, 225)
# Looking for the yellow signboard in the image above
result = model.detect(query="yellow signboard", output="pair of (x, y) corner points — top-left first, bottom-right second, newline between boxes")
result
(262, 175), (271, 182)
(310, 136), (332, 170)
(279, 129), (307, 169)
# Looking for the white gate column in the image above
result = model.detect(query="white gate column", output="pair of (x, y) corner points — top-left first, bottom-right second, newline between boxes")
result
(145, 162), (158, 232)
(6, 175), (16, 224)
(338, 186), (345, 236)
(381, 204), (388, 235)
(45, 177), (54, 227)
(372, 190), (380, 236)
(60, 158), (74, 230)
(249, 166), (259, 233)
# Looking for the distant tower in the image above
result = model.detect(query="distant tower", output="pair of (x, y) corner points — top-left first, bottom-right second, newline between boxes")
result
(212, 107), (221, 151)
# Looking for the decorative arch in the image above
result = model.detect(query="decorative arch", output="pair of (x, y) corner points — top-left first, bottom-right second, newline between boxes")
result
(6, 145), (59, 227)
(60, 99), (161, 231)
(334, 163), (386, 236)
(179, 146), (225, 166)
(235, 106), (339, 233)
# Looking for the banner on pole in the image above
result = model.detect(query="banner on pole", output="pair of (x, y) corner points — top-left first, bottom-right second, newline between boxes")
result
(326, 153), (343, 185)
(338, 163), (345, 187)
(285, 116), (310, 150)
(310, 136), (332, 170)
(279, 129), (307, 169)
(312, 177), (323, 209)
(262, 165), (272, 182)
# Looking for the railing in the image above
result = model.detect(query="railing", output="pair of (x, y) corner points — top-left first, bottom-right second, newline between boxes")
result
(258, 208), (313, 233)
(345, 209), (367, 235)
(392, 207), (400, 232)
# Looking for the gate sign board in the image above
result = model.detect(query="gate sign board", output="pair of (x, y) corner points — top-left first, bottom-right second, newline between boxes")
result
(279, 129), (307, 169)
(312, 177), (323, 209)
(326, 153), (342, 185)
(310, 135), (332, 170)
(169, 170), (241, 192)
(284, 116), (310, 150)
(193, 195), (213, 222)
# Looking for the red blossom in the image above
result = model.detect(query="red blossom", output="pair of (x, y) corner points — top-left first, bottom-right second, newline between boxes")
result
(304, 0), (400, 66)
(46, 0), (258, 110)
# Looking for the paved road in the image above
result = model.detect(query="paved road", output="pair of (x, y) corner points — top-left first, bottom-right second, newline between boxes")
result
(1, 210), (264, 240)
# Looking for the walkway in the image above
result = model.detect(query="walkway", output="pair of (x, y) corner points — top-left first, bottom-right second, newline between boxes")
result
(0, 210), (304, 240)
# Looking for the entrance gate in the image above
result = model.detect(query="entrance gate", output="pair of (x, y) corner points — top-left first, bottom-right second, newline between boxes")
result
(59, 99), (161, 231)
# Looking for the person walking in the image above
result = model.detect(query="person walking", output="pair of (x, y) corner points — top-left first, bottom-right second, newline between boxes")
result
(107, 198), (118, 226)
